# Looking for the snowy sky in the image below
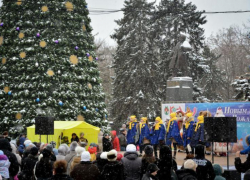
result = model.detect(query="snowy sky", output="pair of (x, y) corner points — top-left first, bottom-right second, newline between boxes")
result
(0, 0), (249, 46)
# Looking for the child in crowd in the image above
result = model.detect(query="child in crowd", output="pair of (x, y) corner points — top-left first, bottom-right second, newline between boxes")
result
(0, 150), (10, 180)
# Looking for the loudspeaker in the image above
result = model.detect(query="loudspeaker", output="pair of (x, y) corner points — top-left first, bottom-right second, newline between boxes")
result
(35, 116), (54, 135)
(204, 117), (237, 142)
(223, 170), (241, 180)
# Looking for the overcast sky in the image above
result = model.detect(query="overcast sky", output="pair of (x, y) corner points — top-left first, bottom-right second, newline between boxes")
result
(1, 0), (249, 46)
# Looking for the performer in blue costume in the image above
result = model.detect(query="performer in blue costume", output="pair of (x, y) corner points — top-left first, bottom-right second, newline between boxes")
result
(126, 115), (138, 144)
(166, 112), (183, 159)
(150, 117), (166, 158)
(183, 113), (195, 156)
(138, 117), (150, 156)
(192, 115), (205, 146)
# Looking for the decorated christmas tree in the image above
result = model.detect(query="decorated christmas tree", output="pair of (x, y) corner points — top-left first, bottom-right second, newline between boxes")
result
(0, 0), (107, 134)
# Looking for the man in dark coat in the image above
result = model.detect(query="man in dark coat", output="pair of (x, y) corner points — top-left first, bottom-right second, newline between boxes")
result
(121, 144), (142, 180)
(176, 159), (198, 180)
(193, 144), (215, 180)
(102, 133), (112, 152)
(20, 147), (39, 180)
(0, 138), (19, 179)
(101, 150), (124, 180)
(70, 151), (100, 180)
(118, 129), (127, 151)
(235, 151), (250, 173)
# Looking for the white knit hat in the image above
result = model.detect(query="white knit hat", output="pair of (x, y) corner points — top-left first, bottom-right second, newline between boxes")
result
(126, 144), (136, 152)
(100, 152), (108, 159)
(184, 160), (197, 171)
(75, 146), (85, 156)
(81, 151), (91, 162)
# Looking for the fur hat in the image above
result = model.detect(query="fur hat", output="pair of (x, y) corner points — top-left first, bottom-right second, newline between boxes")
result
(81, 151), (91, 162)
(76, 146), (85, 156)
(46, 144), (53, 152)
(107, 149), (117, 161)
(100, 152), (108, 159)
(30, 147), (38, 156)
(126, 144), (136, 152)
(184, 159), (197, 171)
(70, 141), (78, 151)
(144, 145), (153, 155)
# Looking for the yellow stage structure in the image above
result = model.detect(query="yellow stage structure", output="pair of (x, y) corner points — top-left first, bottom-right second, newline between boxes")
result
(27, 121), (100, 148)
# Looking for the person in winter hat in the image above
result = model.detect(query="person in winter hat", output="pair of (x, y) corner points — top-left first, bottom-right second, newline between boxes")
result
(0, 150), (10, 179)
(121, 144), (142, 180)
(118, 128), (127, 151)
(65, 141), (78, 174)
(138, 117), (150, 156)
(88, 143), (97, 161)
(193, 144), (215, 180)
(166, 113), (183, 159)
(0, 139), (19, 179)
(70, 146), (85, 172)
(56, 145), (67, 161)
(102, 133), (112, 152)
(101, 149), (124, 180)
(111, 130), (120, 151)
(157, 145), (178, 180)
(141, 145), (157, 176)
(35, 148), (53, 179)
(176, 159), (198, 180)
(213, 164), (225, 180)
(70, 151), (100, 180)
(47, 160), (73, 180)
(20, 147), (38, 180)
(93, 152), (108, 172)
(59, 143), (70, 155)
(126, 115), (138, 144)
(183, 113), (195, 156)
(46, 144), (57, 162)
(150, 117), (166, 158)
(141, 163), (159, 180)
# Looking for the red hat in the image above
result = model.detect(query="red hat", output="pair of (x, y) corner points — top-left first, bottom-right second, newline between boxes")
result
(117, 153), (123, 161)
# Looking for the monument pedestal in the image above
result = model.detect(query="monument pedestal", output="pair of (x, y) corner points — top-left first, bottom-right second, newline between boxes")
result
(166, 77), (193, 102)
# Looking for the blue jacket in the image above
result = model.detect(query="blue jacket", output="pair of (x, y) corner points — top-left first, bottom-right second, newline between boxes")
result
(166, 120), (183, 146)
(150, 124), (166, 145)
(139, 124), (150, 145)
(240, 135), (250, 154)
(127, 122), (138, 144)
(183, 121), (194, 147)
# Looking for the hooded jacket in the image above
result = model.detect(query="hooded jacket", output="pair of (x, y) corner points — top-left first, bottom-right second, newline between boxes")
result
(235, 152), (250, 173)
(240, 135), (250, 154)
(101, 161), (124, 180)
(121, 152), (142, 180)
(213, 164), (226, 180)
(0, 154), (10, 179)
(176, 169), (198, 180)
(0, 139), (19, 178)
(157, 145), (177, 180)
(111, 131), (120, 151)
(193, 145), (215, 180)
(56, 146), (66, 161)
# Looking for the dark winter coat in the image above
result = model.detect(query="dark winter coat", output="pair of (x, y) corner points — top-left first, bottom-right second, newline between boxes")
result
(121, 152), (142, 180)
(176, 169), (198, 180)
(150, 124), (166, 145)
(20, 154), (38, 180)
(70, 161), (100, 180)
(0, 139), (19, 178)
(93, 153), (108, 172)
(127, 122), (138, 144)
(193, 145), (215, 180)
(118, 133), (127, 147)
(235, 153), (250, 173)
(47, 174), (73, 180)
(102, 137), (112, 152)
(141, 157), (157, 176)
(101, 161), (124, 180)
(35, 157), (53, 180)
(141, 172), (159, 180)
(157, 145), (178, 180)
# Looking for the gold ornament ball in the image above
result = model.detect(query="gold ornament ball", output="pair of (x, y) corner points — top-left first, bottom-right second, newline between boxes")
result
(42, 6), (48, 12)
(88, 56), (93, 62)
(70, 55), (78, 65)
(19, 32), (24, 39)
(3, 86), (9, 93)
(16, 113), (22, 120)
(16, 0), (22, 5)
(47, 70), (55, 76)
(77, 115), (85, 121)
(82, 25), (86, 31)
(2, 57), (6, 64)
(19, 52), (26, 59)
(65, 1), (74, 11)
(40, 41), (47, 48)
(0, 36), (3, 46)
(87, 83), (92, 89)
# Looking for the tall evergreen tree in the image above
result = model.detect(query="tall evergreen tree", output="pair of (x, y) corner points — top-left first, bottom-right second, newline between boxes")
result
(111, 0), (159, 124)
(0, 0), (107, 134)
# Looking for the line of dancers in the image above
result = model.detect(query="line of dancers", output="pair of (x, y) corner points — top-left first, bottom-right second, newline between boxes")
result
(126, 112), (207, 159)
